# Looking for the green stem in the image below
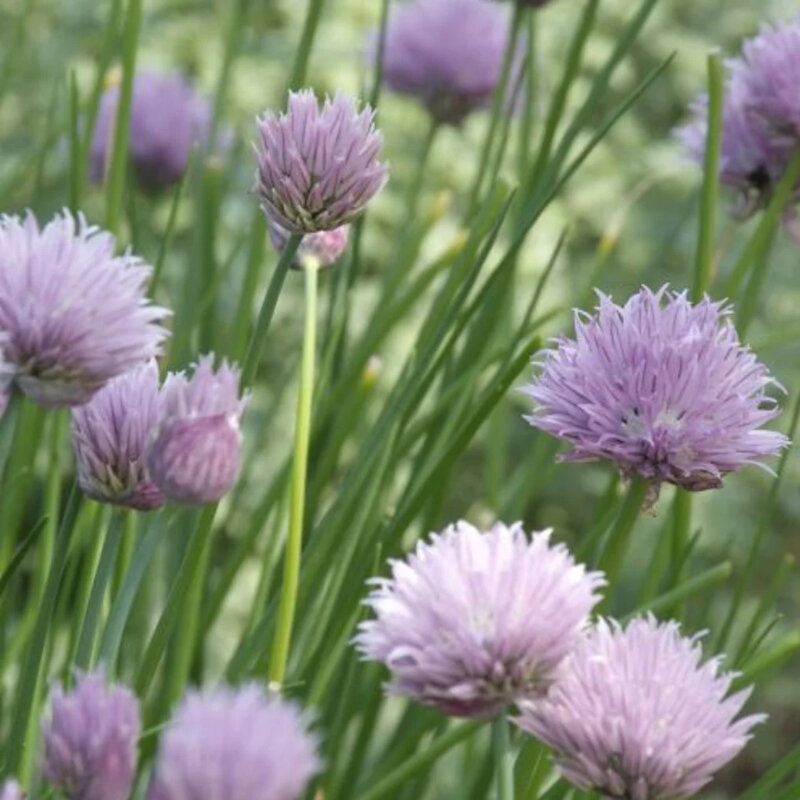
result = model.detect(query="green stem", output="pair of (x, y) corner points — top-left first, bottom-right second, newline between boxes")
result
(229, 210), (267, 361)
(670, 489), (692, 600)
(692, 50), (723, 301)
(134, 505), (217, 698)
(241, 233), (302, 388)
(493, 713), (515, 800)
(98, 514), (160, 673)
(104, 0), (142, 236)
(5, 485), (81, 776)
(597, 476), (648, 600)
(518, 11), (537, 179)
(287, 0), (326, 92)
(268, 262), (318, 687)
(468, 4), (522, 216)
(163, 516), (215, 707)
(351, 722), (481, 800)
(210, 0), (250, 144)
(73, 509), (122, 670)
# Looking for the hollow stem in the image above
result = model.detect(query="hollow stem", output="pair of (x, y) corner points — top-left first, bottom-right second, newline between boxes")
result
(268, 259), (319, 686)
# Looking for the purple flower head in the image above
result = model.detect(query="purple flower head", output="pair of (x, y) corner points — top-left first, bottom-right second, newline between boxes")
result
(254, 90), (387, 233)
(71, 360), (165, 510)
(516, 616), (765, 799)
(378, 0), (512, 125)
(523, 287), (787, 494)
(92, 70), (212, 192)
(677, 59), (794, 219)
(146, 684), (320, 800)
(0, 781), (25, 800)
(41, 670), (141, 800)
(268, 218), (350, 269)
(148, 355), (247, 504)
(0, 211), (169, 408)
(355, 521), (604, 718)
(737, 20), (800, 149)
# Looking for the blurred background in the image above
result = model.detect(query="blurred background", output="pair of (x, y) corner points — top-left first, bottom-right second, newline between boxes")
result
(1, 0), (799, 796)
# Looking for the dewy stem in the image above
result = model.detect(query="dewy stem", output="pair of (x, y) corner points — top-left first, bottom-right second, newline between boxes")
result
(494, 711), (515, 800)
(268, 259), (319, 686)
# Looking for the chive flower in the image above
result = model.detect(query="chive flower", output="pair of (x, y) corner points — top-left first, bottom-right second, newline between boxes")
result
(146, 685), (320, 800)
(254, 90), (387, 233)
(148, 355), (247, 504)
(678, 20), (800, 220)
(91, 70), (212, 192)
(0, 781), (24, 800)
(0, 211), (169, 407)
(268, 218), (350, 269)
(41, 671), (141, 800)
(71, 360), (165, 510)
(523, 287), (787, 494)
(379, 0), (513, 125)
(355, 521), (604, 718)
(516, 617), (765, 799)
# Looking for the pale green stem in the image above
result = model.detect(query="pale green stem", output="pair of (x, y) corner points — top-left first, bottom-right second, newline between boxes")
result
(268, 260), (319, 686)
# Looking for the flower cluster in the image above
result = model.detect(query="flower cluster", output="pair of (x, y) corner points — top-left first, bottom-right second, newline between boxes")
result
(679, 19), (800, 219)
(92, 70), (213, 192)
(358, 521), (763, 798)
(72, 355), (247, 508)
(523, 286), (787, 494)
(37, 673), (319, 800)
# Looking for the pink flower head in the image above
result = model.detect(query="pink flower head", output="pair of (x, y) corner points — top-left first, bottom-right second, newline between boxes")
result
(71, 360), (165, 510)
(41, 670), (141, 800)
(524, 286), (787, 493)
(268, 218), (350, 269)
(254, 90), (387, 233)
(379, 0), (513, 125)
(147, 685), (319, 800)
(148, 355), (247, 504)
(0, 211), (169, 407)
(92, 70), (213, 192)
(516, 616), (765, 799)
(355, 521), (604, 717)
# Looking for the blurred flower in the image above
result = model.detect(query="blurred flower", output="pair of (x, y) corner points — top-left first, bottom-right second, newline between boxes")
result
(42, 670), (141, 800)
(524, 286), (787, 493)
(71, 361), (165, 510)
(254, 90), (387, 233)
(678, 62), (793, 219)
(146, 684), (319, 800)
(355, 521), (604, 718)
(148, 355), (247, 504)
(268, 218), (350, 269)
(516, 616), (764, 799)
(91, 70), (212, 192)
(0, 211), (169, 408)
(0, 781), (24, 800)
(738, 20), (800, 150)
(378, 0), (512, 125)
